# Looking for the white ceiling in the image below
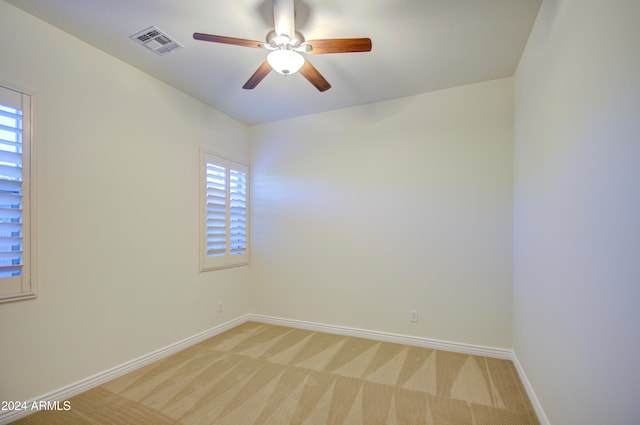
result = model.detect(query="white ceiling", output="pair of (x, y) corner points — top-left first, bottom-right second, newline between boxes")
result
(6, 0), (541, 125)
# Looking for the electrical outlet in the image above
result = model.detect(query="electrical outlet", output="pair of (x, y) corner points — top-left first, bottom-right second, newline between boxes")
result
(218, 302), (223, 313)
(410, 310), (418, 323)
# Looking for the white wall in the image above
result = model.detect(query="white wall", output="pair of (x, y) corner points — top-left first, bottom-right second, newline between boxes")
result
(250, 78), (514, 348)
(513, 0), (640, 423)
(12, 2), (639, 422)
(0, 2), (250, 402)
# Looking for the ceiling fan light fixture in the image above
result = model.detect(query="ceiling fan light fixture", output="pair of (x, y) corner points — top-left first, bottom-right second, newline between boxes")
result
(267, 49), (305, 75)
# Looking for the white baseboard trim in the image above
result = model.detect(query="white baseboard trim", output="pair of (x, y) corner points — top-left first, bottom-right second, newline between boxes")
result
(0, 315), (248, 425)
(246, 314), (513, 360)
(512, 352), (551, 425)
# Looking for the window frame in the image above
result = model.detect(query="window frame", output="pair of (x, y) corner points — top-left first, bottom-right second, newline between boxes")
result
(199, 149), (249, 271)
(0, 82), (36, 303)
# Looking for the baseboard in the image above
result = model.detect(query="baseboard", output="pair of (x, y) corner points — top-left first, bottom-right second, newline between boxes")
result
(0, 315), (248, 425)
(246, 314), (513, 360)
(512, 352), (551, 425)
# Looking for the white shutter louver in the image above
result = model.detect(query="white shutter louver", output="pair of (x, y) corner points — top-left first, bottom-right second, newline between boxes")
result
(0, 84), (33, 302)
(200, 150), (249, 270)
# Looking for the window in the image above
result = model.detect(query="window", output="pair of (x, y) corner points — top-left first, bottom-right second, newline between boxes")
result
(0, 83), (34, 302)
(200, 150), (249, 270)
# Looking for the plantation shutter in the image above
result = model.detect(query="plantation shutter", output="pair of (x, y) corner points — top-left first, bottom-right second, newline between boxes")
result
(205, 163), (227, 258)
(229, 168), (248, 255)
(0, 84), (33, 301)
(201, 151), (249, 270)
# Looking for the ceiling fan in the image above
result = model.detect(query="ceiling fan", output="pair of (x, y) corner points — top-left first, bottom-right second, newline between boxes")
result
(193, 0), (372, 92)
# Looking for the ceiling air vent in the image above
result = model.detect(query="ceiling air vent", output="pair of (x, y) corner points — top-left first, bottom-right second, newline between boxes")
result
(130, 26), (183, 55)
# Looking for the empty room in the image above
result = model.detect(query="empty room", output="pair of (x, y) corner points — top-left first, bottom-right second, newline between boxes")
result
(0, 0), (638, 424)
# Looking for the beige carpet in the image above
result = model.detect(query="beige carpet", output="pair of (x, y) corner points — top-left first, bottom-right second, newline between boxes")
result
(15, 322), (539, 424)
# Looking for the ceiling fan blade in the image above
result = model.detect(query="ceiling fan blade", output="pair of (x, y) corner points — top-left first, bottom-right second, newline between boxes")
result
(243, 61), (272, 90)
(306, 38), (372, 54)
(299, 60), (331, 92)
(273, 0), (295, 39)
(193, 33), (263, 49)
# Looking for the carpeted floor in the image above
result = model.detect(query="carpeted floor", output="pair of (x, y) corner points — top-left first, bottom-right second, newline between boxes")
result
(15, 322), (539, 424)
